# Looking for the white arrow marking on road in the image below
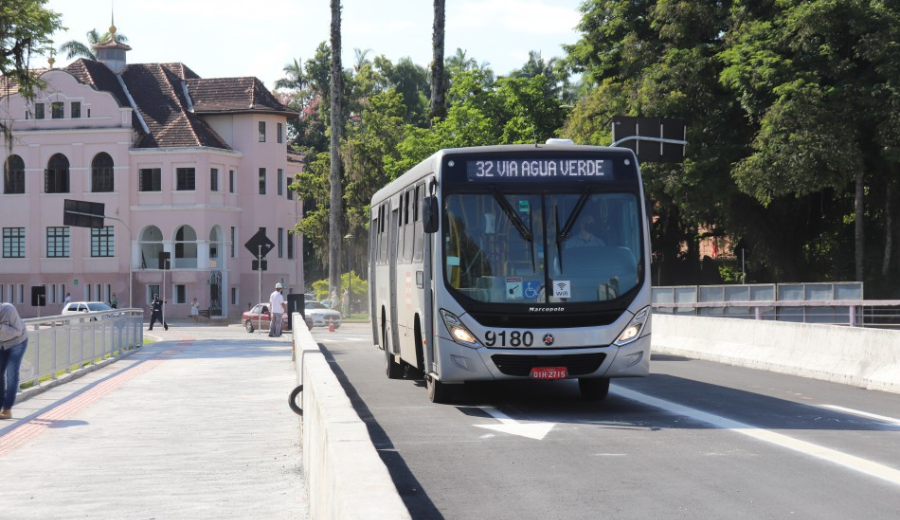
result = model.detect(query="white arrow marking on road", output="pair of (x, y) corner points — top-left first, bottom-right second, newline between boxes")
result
(475, 406), (555, 440)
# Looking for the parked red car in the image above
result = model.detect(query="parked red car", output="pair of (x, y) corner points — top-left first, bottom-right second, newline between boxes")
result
(242, 303), (290, 333)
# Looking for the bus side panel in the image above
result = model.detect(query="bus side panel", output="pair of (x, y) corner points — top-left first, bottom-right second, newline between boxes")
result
(369, 215), (379, 346)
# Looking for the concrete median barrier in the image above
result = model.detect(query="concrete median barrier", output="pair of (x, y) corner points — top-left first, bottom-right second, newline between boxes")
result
(652, 314), (900, 394)
(291, 313), (411, 520)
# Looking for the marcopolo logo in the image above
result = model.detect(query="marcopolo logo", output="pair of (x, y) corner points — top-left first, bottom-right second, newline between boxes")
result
(528, 307), (565, 312)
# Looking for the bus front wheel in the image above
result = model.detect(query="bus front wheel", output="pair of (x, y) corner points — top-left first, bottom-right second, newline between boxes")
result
(427, 375), (453, 404)
(579, 378), (610, 401)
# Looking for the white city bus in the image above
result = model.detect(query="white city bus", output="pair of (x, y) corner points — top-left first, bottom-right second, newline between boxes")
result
(369, 140), (652, 403)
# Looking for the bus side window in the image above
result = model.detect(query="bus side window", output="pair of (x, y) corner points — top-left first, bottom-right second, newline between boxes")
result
(404, 189), (414, 262)
(413, 183), (424, 261)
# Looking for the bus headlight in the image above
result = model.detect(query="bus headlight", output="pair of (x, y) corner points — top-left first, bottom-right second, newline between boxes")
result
(440, 309), (482, 349)
(614, 306), (650, 347)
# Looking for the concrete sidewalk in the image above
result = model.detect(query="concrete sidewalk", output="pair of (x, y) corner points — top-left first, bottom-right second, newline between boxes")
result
(0, 325), (308, 519)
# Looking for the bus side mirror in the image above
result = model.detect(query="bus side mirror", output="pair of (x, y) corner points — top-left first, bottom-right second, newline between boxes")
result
(423, 196), (439, 233)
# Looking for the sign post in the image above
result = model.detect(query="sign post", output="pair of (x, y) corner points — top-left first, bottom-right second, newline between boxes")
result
(244, 230), (275, 334)
(63, 199), (135, 308)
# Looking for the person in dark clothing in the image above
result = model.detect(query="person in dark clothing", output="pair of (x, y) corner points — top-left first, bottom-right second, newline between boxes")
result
(149, 294), (168, 331)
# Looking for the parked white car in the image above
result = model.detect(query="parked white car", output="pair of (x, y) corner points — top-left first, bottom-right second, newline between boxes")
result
(304, 301), (342, 329)
(61, 301), (113, 315)
(61, 301), (114, 321)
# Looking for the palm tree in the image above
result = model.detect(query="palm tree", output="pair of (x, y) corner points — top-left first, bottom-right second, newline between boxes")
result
(353, 48), (372, 73)
(275, 58), (307, 91)
(328, 0), (344, 303)
(431, 0), (446, 121)
(58, 28), (128, 61)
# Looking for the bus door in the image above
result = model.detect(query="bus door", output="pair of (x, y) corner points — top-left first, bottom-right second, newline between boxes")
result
(388, 195), (401, 355)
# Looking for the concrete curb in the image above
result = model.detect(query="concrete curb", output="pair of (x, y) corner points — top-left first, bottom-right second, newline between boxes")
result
(291, 313), (411, 520)
(651, 314), (900, 394)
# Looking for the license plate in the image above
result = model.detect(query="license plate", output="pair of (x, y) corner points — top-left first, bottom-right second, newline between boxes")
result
(530, 367), (568, 380)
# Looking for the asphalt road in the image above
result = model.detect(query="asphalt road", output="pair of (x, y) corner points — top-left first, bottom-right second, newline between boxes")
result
(313, 322), (900, 520)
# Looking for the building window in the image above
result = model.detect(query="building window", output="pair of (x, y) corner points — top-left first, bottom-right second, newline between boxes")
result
(258, 121), (266, 142)
(287, 175), (293, 200)
(229, 170), (235, 193)
(91, 152), (115, 192)
(277, 169), (283, 196)
(91, 226), (115, 257)
(35, 103), (45, 119)
(46, 226), (70, 258)
(2, 227), (25, 258)
(277, 123), (283, 144)
(278, 227), (284, 258)
(231, 226), (236, 257)
(45, 154), (70, 193)
(4, 155), (25, 194)
(287, 231), (294, 260)
(258, 168), (266, 195)
(176, 167), (196, 191)
(231, 287), (238, 306)
(52, 102), (64, 119)
(175, 284), (186, 304)
(139, 168), (161, 191)
(71, 102), (81, 119)
(211, 168), (219, 192)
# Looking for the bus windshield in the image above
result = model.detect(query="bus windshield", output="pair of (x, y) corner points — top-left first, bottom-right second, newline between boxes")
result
(444, 192), (642, 304)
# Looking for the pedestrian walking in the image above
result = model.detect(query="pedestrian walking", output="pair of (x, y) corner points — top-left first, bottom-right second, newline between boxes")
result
(64, 293), (71, 305)
(149, 294), (168, 331)
(268, 283), (286, 337)
(110, 292), (118, 309)
(190, 297), (200, 323)
(0, 302), (28, 420)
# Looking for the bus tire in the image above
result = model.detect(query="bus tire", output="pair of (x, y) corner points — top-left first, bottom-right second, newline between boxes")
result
(427, 375), (453, 404)
(579, 378), (610, 401)
(385, 346), (404, 379)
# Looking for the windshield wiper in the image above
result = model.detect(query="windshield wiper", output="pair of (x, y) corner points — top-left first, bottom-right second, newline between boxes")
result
(491, 189), (533, 243)
(555, 188), (592, 273)
(491, 188), (535, 273)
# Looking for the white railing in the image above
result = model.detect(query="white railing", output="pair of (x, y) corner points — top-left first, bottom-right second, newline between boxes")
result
(18, 309), (144, 389)
(652, 300), (900, 328)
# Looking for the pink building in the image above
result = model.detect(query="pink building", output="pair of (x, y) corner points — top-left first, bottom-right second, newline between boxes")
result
(0, 33), (304, 319)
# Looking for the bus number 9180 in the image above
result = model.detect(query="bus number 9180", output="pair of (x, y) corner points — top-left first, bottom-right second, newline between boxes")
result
(484, 330), (533, 348)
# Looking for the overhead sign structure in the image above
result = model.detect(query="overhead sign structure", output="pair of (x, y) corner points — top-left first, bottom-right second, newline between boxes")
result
(611, 116), (686, 163)
(244, 229), (275, 258)
(63, 199), (106, 228)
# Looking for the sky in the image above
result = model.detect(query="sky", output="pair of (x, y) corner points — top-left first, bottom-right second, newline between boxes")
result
(40, 0), (586, 90)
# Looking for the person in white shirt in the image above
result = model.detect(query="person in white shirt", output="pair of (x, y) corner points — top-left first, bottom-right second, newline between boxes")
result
(268, 282), (286, 337)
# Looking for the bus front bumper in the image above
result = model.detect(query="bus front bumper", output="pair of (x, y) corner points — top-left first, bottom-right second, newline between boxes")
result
(433, 334), (651, 383)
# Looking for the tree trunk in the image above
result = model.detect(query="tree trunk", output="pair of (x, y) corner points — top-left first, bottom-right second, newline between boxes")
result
(430, 0), (446, 121)
(855, 169), (864, 282)
(883, 169), (896, 277)
(329, 0), (344, 300)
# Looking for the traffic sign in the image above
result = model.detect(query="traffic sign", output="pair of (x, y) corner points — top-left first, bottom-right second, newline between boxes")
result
(63, 199), (105, 228)
(252, 260), (268, 271)
(244, 229), (275, 258)
(612, 116), (685, 163)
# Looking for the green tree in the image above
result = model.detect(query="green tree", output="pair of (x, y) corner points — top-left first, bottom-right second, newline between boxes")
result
(0, 0), (62, 139)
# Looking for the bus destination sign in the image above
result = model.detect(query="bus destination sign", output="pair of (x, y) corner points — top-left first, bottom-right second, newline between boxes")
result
(466, 159), (613, 181)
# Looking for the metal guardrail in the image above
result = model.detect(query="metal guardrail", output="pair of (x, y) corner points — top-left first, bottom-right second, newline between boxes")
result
(19, 309), (145, 389)
(652, 300), (900, 328)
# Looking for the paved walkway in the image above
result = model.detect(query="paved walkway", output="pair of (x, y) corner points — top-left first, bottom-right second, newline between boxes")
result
(0, 324), (308, 519)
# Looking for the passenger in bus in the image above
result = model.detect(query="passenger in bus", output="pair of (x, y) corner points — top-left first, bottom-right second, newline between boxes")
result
(566, 215), (606, 248)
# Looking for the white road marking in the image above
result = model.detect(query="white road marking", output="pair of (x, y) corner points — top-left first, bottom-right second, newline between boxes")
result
(612, 386), (900, 488)
(475, 406), (556, 440)
(819, 405), (900, 427)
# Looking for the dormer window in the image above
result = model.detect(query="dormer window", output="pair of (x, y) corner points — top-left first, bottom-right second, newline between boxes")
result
(52, 102), (64, 119)
(35, 103), (45, 119)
